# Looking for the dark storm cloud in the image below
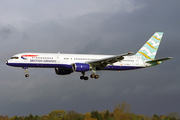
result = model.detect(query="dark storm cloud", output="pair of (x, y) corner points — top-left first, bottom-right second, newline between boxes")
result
(0, 0), (180, 117)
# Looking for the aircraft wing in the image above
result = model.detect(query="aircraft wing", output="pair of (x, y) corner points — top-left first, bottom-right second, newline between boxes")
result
(87, 52), (134, 68)
(146, 57), (172, 63)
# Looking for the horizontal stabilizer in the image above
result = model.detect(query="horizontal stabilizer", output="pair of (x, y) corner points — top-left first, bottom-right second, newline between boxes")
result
(146, 57), (172, 63)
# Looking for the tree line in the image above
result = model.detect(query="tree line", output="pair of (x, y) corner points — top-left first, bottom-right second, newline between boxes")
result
(0, 102), (179, 120)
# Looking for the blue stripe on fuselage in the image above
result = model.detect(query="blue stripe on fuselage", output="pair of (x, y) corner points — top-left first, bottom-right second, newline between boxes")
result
(102, 66), (144, 71)
(6, 63), (73, 69)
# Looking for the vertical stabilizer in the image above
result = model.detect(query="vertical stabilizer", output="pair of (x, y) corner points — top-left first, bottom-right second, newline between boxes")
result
(135, 32), (163, 61)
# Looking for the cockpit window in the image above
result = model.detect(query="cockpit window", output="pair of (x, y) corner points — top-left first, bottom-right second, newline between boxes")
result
(11, 57), (19, 59)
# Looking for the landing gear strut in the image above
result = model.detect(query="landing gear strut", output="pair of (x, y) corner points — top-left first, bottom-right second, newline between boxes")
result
(23, 67), (29, 78)
(80, 72), (88, 80)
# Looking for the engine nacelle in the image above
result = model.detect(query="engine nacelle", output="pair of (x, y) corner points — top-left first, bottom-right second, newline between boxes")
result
(72, 63), (90, 72)
(55, 68), (73, 75)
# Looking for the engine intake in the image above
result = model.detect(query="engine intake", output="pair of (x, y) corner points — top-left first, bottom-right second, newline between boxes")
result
(72, 63), (90, 72)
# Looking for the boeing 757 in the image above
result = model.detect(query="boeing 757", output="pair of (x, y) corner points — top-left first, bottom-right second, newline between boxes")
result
(6, 32), (172, 80)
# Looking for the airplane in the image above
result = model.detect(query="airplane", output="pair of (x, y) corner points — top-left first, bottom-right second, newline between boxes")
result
(6, 32), (172, 80)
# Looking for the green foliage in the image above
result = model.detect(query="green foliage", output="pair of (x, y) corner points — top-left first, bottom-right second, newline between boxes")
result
(29, 114), (33, 120)
(48, 110), (66, 120)
(91, 111), (103, 120)
(6, 112), (180, 120)
(77, 114), (84, 120)
(66, 111), (83, 120)
(34, 115), (41, 120)
(104, 110), (110, 120)
(132, 114), (139, 120)
(4, 102), (180, 120)
(14, 116), (20, 120)
(167, 112), (180, 119)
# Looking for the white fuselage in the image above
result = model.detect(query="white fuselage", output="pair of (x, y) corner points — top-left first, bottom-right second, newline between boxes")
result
(6, 53), (146, 71)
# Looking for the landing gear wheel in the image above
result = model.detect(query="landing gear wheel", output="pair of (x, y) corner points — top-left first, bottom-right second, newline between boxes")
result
(84, 76), (89, 80)
(80, 76), (88, 80)
(90, 74), (99, 79)
(80, 76), (84, 80)
(90, 74), (95, 78)
(25, 74), (29, 78)
(95, 75), (99, 79)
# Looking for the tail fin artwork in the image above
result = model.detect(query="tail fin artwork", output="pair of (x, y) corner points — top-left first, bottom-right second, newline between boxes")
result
(135, 32), (163, 61)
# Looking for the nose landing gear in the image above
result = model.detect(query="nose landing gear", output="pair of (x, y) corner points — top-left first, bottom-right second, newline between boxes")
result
(23, 67), (29, 78)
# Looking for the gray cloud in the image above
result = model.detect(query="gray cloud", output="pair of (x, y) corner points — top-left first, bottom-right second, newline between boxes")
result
(0, 0), (180, 117)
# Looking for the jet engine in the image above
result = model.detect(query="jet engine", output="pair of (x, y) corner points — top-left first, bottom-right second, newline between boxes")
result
(55, 68), (73, 75)
(72, 63), (90, 72)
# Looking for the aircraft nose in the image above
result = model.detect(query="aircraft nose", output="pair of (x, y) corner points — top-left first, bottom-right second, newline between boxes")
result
(6, 60), (8, 65)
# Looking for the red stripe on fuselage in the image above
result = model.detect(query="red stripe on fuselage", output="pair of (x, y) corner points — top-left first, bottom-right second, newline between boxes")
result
(21, 55), (39, 57)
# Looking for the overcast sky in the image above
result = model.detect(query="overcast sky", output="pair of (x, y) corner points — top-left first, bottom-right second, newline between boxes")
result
(0, 0), (180, 117)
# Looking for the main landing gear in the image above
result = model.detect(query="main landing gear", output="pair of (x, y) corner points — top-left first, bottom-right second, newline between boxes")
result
(80, 72), (89, 80)
(90, 74), (99, 79)
(23, 67), (29, 78)
(80, 72), (99, 80)
(90, 67), (99, 79)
